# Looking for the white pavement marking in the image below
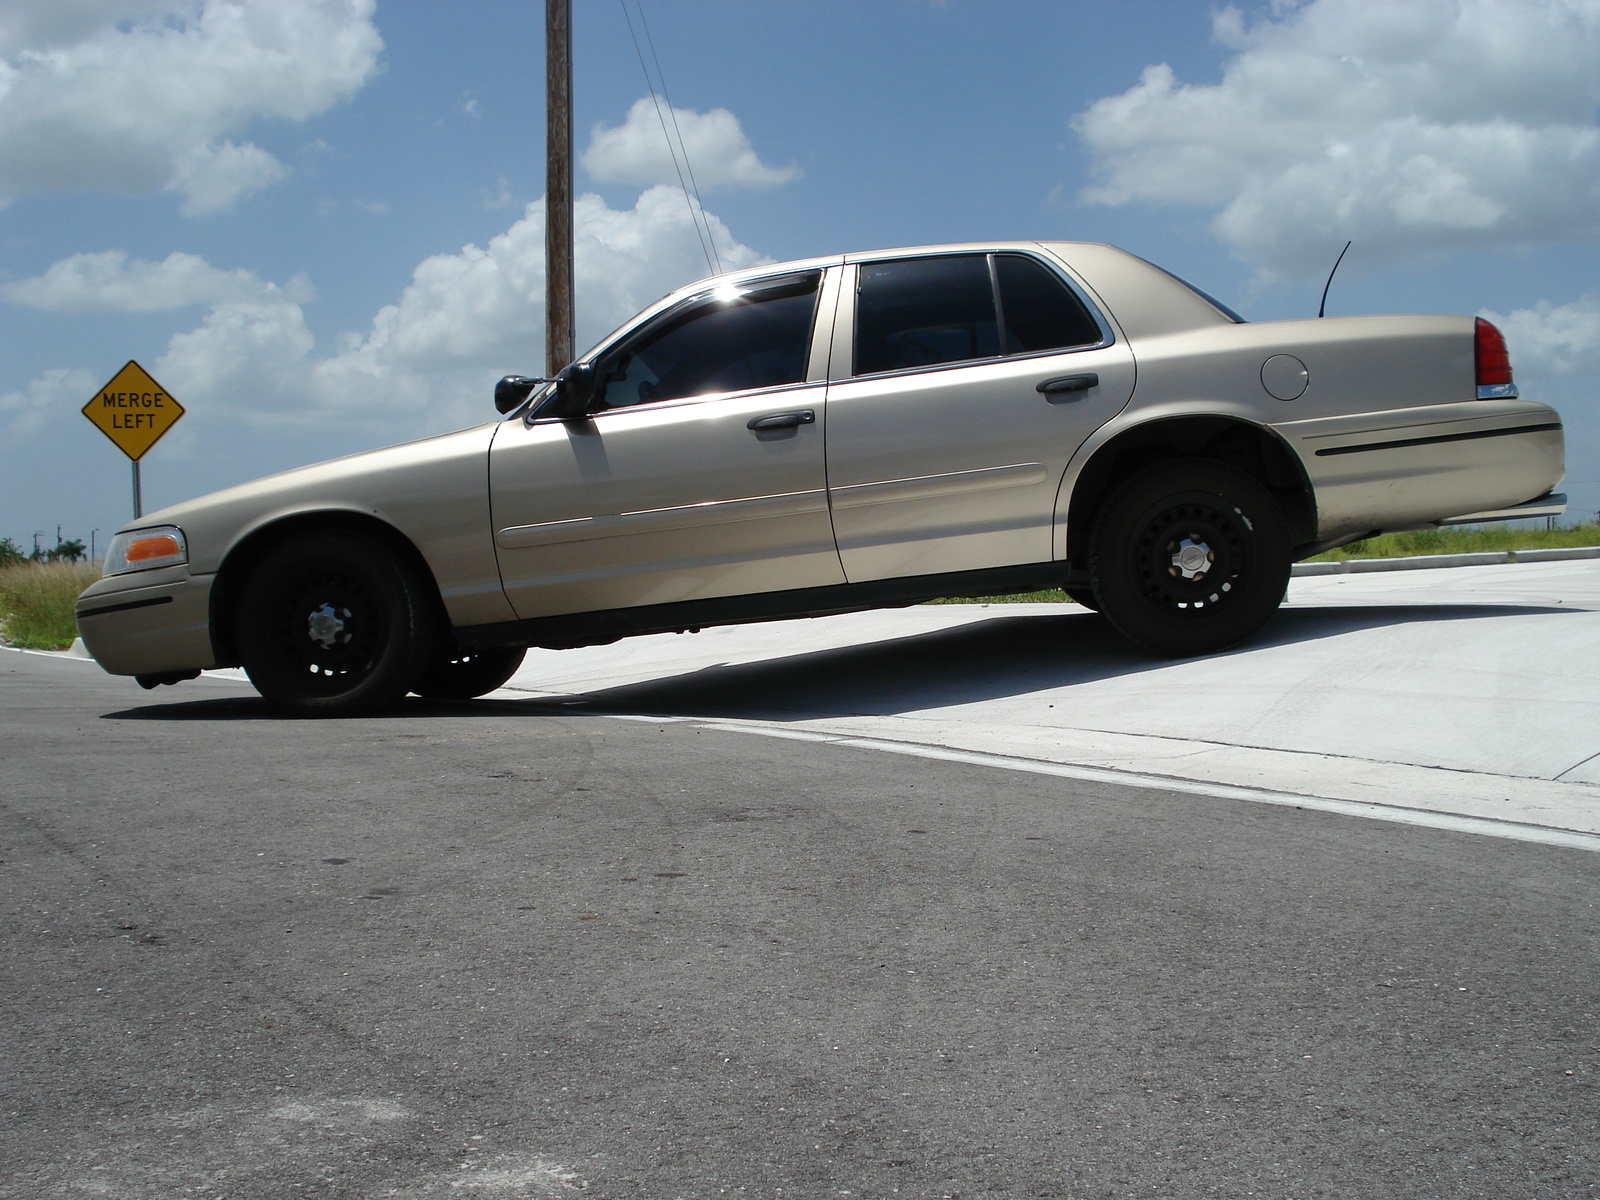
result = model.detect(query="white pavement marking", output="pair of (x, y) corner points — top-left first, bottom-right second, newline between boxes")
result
(498, 559), (1600, 849)
(604, 714), (1600, 854)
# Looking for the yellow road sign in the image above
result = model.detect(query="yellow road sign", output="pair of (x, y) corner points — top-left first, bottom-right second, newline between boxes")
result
(83, 360), (185, 461)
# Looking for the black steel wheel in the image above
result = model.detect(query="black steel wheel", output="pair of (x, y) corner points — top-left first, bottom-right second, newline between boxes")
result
(411, 646), (526, 700)
(1088, 459), (1290, 657)
(236, 533), (433, 717)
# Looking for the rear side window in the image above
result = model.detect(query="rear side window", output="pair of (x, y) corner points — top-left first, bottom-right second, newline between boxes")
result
(596, 272), (820, 408)
(853, 252), (1104, 376)
(855, 256), (999, 376)
(994, 254), (1102, 353)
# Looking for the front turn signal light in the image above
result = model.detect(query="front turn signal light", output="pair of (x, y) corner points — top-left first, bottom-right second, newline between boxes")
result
(103, 526), (188, 576)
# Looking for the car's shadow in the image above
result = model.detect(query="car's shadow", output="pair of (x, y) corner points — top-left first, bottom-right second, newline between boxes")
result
(102, 601), (1576, 723)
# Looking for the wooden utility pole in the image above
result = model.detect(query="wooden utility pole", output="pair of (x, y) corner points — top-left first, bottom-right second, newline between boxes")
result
(545, 0), (574, 378)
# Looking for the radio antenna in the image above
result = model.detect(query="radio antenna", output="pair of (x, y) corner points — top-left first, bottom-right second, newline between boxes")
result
(1318, 240), (1352, 318)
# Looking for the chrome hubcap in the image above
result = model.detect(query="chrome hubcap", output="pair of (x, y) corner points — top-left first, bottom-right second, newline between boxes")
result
(306, 602), (351, 649)
(1170, 536), (1214, 581)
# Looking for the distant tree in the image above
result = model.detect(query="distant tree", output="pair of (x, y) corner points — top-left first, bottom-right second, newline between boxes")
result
(49, 539), (87, 564)
(0, 537), (23, 566)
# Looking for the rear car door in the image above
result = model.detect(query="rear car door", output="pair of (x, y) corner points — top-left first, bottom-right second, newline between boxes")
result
(488, 269), (845, 619)
(823, 251), (1135, 581)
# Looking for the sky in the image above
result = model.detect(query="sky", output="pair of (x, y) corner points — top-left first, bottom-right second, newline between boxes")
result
(2, 0), (1598, 555)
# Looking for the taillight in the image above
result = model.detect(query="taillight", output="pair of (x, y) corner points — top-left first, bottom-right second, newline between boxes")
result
(1475, 317), (1517, 398)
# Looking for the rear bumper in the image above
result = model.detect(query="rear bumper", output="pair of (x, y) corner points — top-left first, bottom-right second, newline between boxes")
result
(75, 569), (217, 676)
(1437, 491), (1567, 526)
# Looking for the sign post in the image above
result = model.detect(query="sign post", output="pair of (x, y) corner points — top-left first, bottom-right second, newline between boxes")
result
(82, 361), (185, 519)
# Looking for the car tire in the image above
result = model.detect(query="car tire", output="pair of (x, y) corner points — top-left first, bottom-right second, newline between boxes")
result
(411, 646), (526, 700)
(1088, 459), (1290, 657)
(237, 532), (433, 717)
(1063, 586), (1100, 612)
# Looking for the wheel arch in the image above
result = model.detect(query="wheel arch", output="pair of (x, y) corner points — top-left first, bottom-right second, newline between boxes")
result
(208, 510), (449, 667)
(1060, 413), (1317, 569)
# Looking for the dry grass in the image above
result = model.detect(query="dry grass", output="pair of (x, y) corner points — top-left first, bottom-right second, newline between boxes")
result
(0, 561), (102, 649)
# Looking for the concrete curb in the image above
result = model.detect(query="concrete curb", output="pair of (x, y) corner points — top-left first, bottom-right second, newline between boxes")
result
(1292, 545), (1600, 576)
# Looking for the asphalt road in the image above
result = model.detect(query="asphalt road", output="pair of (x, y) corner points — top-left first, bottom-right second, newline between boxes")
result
(5, 649), (1600, 1199)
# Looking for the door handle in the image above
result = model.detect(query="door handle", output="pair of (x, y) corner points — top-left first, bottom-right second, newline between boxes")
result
(747, 409), (816, 431)
(1037, 373), (1098, 396)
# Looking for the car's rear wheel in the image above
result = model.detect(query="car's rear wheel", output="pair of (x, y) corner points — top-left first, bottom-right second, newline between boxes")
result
(411, 646), (526, 700)
(1088, 459), (1289, 657)
(237, 533), (433, 717)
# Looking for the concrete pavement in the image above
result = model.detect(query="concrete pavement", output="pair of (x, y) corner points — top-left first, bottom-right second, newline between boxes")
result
(487, 559), (1600, 845)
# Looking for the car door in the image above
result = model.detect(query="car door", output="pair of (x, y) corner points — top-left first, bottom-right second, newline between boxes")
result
(488, 268), (845, 620)
(823, 250), (1136, 581)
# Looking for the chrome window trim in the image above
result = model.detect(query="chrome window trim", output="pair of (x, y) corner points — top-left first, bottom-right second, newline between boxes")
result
(521, 377), (824, 427)
(842, 249), (1115, 382)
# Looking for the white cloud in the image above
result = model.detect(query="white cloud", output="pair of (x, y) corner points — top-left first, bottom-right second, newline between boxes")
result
(160, 293), (317, 410)
(0, 185), (765, 443)
(583, 98), (801, 192)
(0, 367), (99, 440)
(4, 176), (768, 444)
(165, 139), (289, 216)
(3, 250), (312, 312)
(1482, 296), (1600, 376)
(0, 2), (160, 57)
(0, 0), (382, 214)
(1073, 0), (1600, 276)
(304, 186), (766, 425)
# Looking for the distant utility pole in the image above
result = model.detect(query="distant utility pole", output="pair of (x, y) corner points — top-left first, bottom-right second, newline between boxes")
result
(545, 0), (574, 378)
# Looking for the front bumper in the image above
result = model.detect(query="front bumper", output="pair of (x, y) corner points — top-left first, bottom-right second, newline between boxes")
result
(75, 568), (217, 677)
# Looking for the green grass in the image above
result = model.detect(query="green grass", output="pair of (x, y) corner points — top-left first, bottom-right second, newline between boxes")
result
(928, 522), (1600, 604)
(1306, 522), (1600, 561)
(0, 561), (102, 649)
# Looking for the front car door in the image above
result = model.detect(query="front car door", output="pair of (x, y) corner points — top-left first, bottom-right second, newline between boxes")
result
(488, 268), (845, 619)
(822, 249), (1136, 581)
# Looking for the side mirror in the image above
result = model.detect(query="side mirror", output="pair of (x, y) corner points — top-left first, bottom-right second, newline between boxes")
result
(494, 375), (545, 414)
(552, 362), (596, 418)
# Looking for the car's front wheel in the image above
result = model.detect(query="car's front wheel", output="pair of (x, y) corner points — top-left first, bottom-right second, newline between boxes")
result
(411, 646), (526, 700)
(1088, 459), (1290, 657)
(237, 532), (433, 717)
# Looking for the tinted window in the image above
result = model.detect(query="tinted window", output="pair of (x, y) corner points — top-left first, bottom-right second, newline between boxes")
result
(596, 273), (819, 408)
(854, 255), (999, 375)
(994, 254), (1102, 352)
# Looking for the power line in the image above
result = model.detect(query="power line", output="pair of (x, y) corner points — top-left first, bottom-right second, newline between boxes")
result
(618, 0), (720, 275)
(635, 0), (720, 274)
